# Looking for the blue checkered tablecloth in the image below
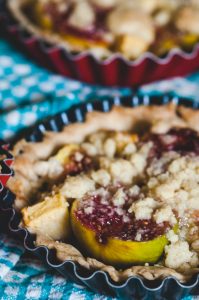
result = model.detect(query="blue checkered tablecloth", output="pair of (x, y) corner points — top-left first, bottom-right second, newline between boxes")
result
(0, 38), (199, 299)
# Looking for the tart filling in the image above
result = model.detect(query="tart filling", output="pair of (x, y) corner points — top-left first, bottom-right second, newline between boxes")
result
(8, 0), (199, 59)
(8, 104), (199, 282)
(75, 187), (172, 243)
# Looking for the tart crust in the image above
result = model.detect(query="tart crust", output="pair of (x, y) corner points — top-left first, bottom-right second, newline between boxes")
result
(7, 103), (199, 282)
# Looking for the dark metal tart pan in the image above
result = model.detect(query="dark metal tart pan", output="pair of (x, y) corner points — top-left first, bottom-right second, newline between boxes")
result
(1, 95), (199, 299)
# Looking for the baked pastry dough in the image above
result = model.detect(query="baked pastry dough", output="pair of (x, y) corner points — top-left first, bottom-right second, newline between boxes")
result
(8, 103), (199, 283)
(174, 6), (199, 35)
(7, 0), (199, 59)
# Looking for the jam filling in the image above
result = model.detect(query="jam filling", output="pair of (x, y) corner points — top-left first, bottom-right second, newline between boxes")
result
(76, 194), (170, 244)
(144, 128), (199, 159)
(41, 2), (109, 42)
(64, 151), (96, 176)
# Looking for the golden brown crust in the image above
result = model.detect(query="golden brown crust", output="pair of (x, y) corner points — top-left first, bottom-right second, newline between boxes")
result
(8, 103), (199, 282)
(178, 106), (199, 131)
(35, 234), (199, 282)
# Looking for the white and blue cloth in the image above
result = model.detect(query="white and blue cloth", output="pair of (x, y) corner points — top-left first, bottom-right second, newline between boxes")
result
(0, 38), (199, 299)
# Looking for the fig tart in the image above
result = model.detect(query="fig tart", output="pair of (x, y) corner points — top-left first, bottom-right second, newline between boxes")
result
(7, 0), (199, 59)
(7, 103), (199, 283)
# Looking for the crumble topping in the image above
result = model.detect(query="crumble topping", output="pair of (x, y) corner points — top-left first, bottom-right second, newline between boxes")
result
(128, 185), (140, 197)
(153, 206), (177, 225)
(91, 169), (111, 187)
(68, 1), (95, 30)
(109, 159), (136, 185)
(166, 229), (179, 243)
(131, 148), (150, 173)
(147, 154), (199, 216)
(81, 142), (97, 157)
(60, 175), (95, 199)
(122, 142), (137, 155)
(165, 241), (199, 269)
(128, 197), (158, 220)
(112, 188), (126, 207)
(103, 138), (116, 158)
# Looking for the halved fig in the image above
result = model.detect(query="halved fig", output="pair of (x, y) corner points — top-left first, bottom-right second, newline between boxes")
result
(54, 144), (80, 165)
(144, 127), (199, 158)
(22, 194), (70, 241)
(71, 199), (170, 266)
(54, 144), (94, 175)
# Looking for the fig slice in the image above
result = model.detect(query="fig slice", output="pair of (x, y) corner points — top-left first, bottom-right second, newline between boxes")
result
(71, 200), (169, 266)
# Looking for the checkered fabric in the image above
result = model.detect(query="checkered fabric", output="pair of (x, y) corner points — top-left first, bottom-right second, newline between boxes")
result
(0, 38), (199, 299)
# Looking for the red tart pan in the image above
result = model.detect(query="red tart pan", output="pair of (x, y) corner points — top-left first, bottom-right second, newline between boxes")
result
(1, 0), (199, 87)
